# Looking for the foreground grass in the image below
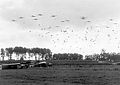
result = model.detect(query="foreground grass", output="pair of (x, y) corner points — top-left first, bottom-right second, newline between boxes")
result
(1, 65), (120, 85)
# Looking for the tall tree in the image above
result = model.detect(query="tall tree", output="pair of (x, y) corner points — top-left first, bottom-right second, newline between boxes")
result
(5, 47), (14, 60)
(26, 48), (32, 60)
(44, 49), (52, 60)
(21, 47), (27, 59)
(1, 48), (5, 61)
(13, 46), (25, 60)
(31, 48), (40, 60)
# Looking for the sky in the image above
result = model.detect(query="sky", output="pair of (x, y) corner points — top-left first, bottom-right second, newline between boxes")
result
(1, 0), (120, 55)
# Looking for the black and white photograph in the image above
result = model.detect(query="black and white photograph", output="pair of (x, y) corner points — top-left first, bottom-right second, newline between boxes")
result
(0, 0), (120, 85)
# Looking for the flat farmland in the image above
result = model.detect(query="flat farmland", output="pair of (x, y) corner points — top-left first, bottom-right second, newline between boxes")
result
(0, 65), (120, 85)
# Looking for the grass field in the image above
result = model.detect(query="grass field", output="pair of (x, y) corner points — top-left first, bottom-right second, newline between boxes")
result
(0, 65), (120, 85)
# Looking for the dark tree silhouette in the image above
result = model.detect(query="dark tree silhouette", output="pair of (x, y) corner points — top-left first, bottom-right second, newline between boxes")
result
(31, 48), (40, 60)
(53, 53), (83, 60)
(0, 48), (5, 61)
(5, 47), (14, 60)
(13, 47), (27, 60)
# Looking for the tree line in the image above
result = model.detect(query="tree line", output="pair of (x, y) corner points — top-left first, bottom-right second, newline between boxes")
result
(0, 47), (52, 61)
(0, 46), (84, 61)
(53, 53), (83, 60)
(1, 47), (120, 62)
(85, 49), (120, 62)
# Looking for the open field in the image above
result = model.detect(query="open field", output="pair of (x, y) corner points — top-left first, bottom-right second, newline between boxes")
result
(1, 65), (120, 85)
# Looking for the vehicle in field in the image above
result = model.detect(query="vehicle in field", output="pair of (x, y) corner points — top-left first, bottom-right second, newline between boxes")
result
(18, 61), (31, 69)
(0, 60), (53, 70)
(0, 60), (32, 70)
(98, 61), (112, 65)
(112, 62), (120, 65)
(34, 61), (52, 67)
(1, 63), (21, 70)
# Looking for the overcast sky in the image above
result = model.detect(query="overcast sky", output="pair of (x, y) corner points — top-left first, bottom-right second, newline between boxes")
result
(0, 0), (120, 55)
